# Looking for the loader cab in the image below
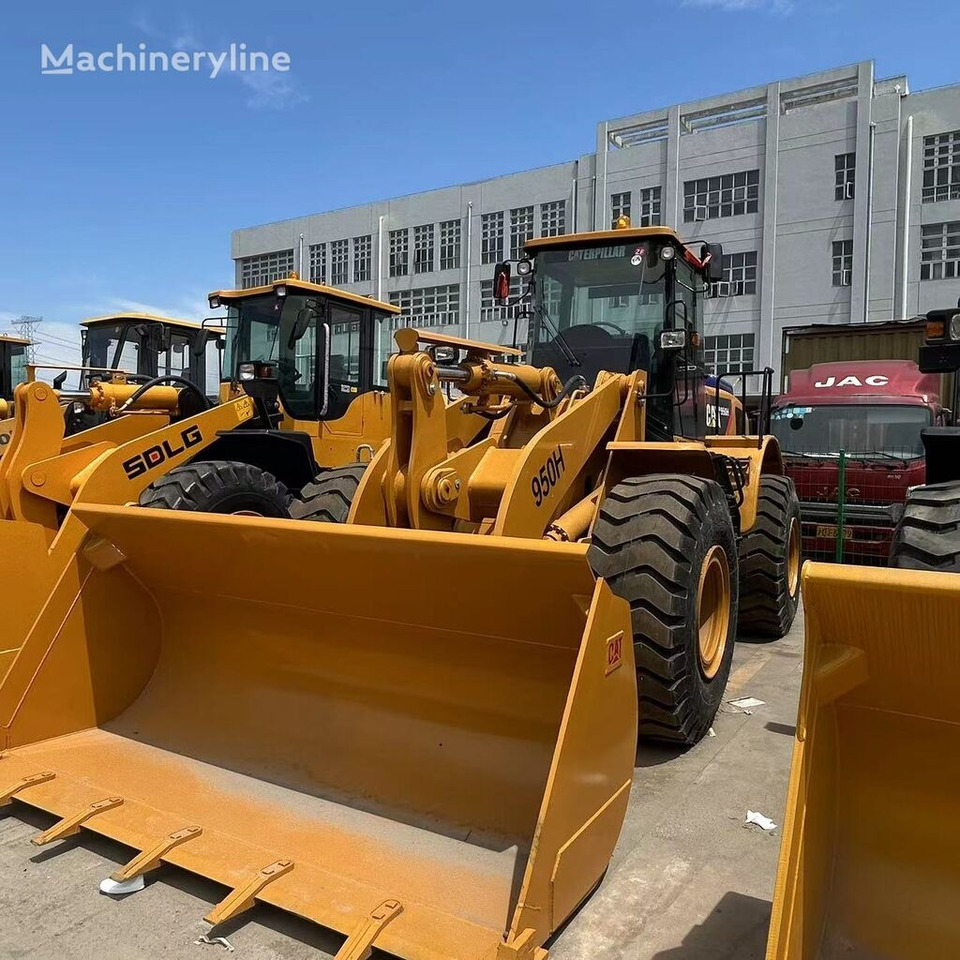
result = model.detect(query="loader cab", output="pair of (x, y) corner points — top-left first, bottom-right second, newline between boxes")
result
(211, 277), (400, 425)
(0, 334), (30, 401)
(81, 314), (223, 397)
(513, 226), (723, 441)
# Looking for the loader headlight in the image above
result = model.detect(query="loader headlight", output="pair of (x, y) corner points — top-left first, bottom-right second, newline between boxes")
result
(208, 294), (221, 309)
(660, 245), (676, 260)
(276, 284), (287, 298)
(951, 313), (960, 341)
(516, 258), (533, 277)
(659, 330), (687, 351)
(238, 362), (256, 381)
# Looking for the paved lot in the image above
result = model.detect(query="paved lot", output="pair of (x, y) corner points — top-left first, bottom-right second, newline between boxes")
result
(0, 609), (804, 960)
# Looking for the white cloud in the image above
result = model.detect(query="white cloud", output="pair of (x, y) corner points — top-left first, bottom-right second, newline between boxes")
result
(128, 14), (305, 110)
(682, 0), (794, 11)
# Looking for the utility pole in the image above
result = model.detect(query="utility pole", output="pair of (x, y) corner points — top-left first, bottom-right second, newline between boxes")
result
(12, 315), (42, 362)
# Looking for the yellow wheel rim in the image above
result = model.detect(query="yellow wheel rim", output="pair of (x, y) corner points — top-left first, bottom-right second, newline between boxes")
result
(697, 545), (731, 680)
(787, 517), (801, 598)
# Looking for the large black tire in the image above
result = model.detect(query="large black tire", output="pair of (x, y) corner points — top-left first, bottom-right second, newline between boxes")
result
(737, 475), (802, 639)
(290, 463), (367, 523)
(889, 481), (960, 571)
(588, 475), (739, 745)
(138, 460), (292, 517)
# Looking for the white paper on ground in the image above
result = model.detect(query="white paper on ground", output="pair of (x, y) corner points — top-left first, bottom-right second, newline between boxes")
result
(195, 935), (235, 952)
(99, 875), (145, 895)
(729, 696), (765, 710)
(745, 810), (777, 831)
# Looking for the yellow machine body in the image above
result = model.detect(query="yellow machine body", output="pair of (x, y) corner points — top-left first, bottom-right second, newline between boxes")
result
(767, 562), (960, 959)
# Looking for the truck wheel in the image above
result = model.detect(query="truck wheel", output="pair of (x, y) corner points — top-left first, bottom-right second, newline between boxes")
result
(737, 475), (802, 639)
(290, 463), (367, 523)
(889, 481), (960, 571)
(138, 461), (292, 517)
(588, 475), (739, 746)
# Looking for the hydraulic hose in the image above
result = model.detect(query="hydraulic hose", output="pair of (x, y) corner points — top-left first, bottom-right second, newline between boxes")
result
(115, 375), (214, 413)
(493, 371), (589, 409)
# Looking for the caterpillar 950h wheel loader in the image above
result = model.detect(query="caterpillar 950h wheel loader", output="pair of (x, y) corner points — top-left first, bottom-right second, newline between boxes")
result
(767, 562), (960, 959)
(0, 226), (796, 960)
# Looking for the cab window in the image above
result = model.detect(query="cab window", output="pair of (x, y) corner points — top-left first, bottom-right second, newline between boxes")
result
(325, 306), (362, 419)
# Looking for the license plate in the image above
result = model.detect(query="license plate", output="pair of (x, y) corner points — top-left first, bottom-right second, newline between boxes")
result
(815, 524), (853, 539)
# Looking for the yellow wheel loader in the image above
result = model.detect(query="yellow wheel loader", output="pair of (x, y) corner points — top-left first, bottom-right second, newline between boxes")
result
(0, 313), (224, 454)
(0, 226), (800, 960)
(0, 332), (33, 444)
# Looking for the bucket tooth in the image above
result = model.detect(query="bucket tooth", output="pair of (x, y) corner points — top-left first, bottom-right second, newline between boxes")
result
(333, 899), (403, 960)
(204, 859), (295, 926)
(31, 796), (123, 846)
(110, 826), (203, 883)
(0, 771), (55, 807)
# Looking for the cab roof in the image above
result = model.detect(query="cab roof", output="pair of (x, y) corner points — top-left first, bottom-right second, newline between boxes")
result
(81, 312), (204, 332)
(0, 333), (31, 346)
(211, 277), (402, 315)
(524, 226), (687, 253)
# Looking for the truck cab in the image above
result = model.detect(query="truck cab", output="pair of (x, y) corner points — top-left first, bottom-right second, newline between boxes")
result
(0, 333), (31, 412)
(771, 359), (943, 562)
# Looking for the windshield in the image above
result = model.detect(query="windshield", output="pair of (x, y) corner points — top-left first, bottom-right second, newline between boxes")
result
(9, 344), (27, 387)
(771, 403), (931, 459)
(529, 241), (669, 383)
(83, 323), (142, 378)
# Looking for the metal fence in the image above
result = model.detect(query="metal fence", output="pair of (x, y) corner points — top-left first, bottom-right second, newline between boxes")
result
(791, 448), (919, 566)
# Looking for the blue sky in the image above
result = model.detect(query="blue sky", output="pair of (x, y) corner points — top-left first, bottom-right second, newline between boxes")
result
(0, 0), (951, 368)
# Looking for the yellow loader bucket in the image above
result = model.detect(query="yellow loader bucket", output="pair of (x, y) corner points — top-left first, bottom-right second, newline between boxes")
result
(0, 505), (636, 960)
(767, 563), (960, 960)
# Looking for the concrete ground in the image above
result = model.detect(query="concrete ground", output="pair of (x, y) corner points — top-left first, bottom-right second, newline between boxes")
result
(0, 609), (804, 960)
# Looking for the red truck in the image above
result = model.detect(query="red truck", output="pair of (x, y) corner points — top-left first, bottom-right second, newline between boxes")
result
(770, 359), (947, 563)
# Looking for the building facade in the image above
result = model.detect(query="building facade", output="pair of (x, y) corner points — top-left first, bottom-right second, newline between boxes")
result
(232, 61), (960, 385)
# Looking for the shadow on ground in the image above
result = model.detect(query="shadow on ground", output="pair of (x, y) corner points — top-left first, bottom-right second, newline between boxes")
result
(651, 890), (772, 960)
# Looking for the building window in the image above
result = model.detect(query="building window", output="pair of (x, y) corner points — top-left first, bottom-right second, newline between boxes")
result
(683, 169), (760, 222)
(330, 239), (350, 285)
(480, 276), (526, 324)
(481, 212), (504, 265)
(308, 244), (326, 285)
(920, 222), (960, 280)
(353, 235), (371, 282)
(835, 152), (856, 201)
(239, 249), (294, 289)
(832, 239), (854, 286)
(719, 251), (758, 295)
(414, 223), (435, 274)
(639, 187), (662, 227)
(510, 206), (535, 259)
(704, 333), (756, 375)
(387, 289), (411, 329)
(389, 229), (408, 277)
(611, 191), (631, 227)
(439, 219), (461, 270)
(540, 200), (566, 237)
(923, 131), (960, 204)
(389, 284), (460, 329)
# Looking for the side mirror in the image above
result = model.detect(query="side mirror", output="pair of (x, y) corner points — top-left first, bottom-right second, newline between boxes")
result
(493, 262), (511, 305)
(289, 299), (321, 349)
(52, 371), (67, 391)
(701, 243), (724, 283)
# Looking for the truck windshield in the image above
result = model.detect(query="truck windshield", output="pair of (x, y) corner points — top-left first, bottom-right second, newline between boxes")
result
(771, 403), (931, 459)
(529, 241), (668, 386)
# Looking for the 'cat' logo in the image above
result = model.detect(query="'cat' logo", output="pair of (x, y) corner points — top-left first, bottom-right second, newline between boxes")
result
(122, 425), (203, 480)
